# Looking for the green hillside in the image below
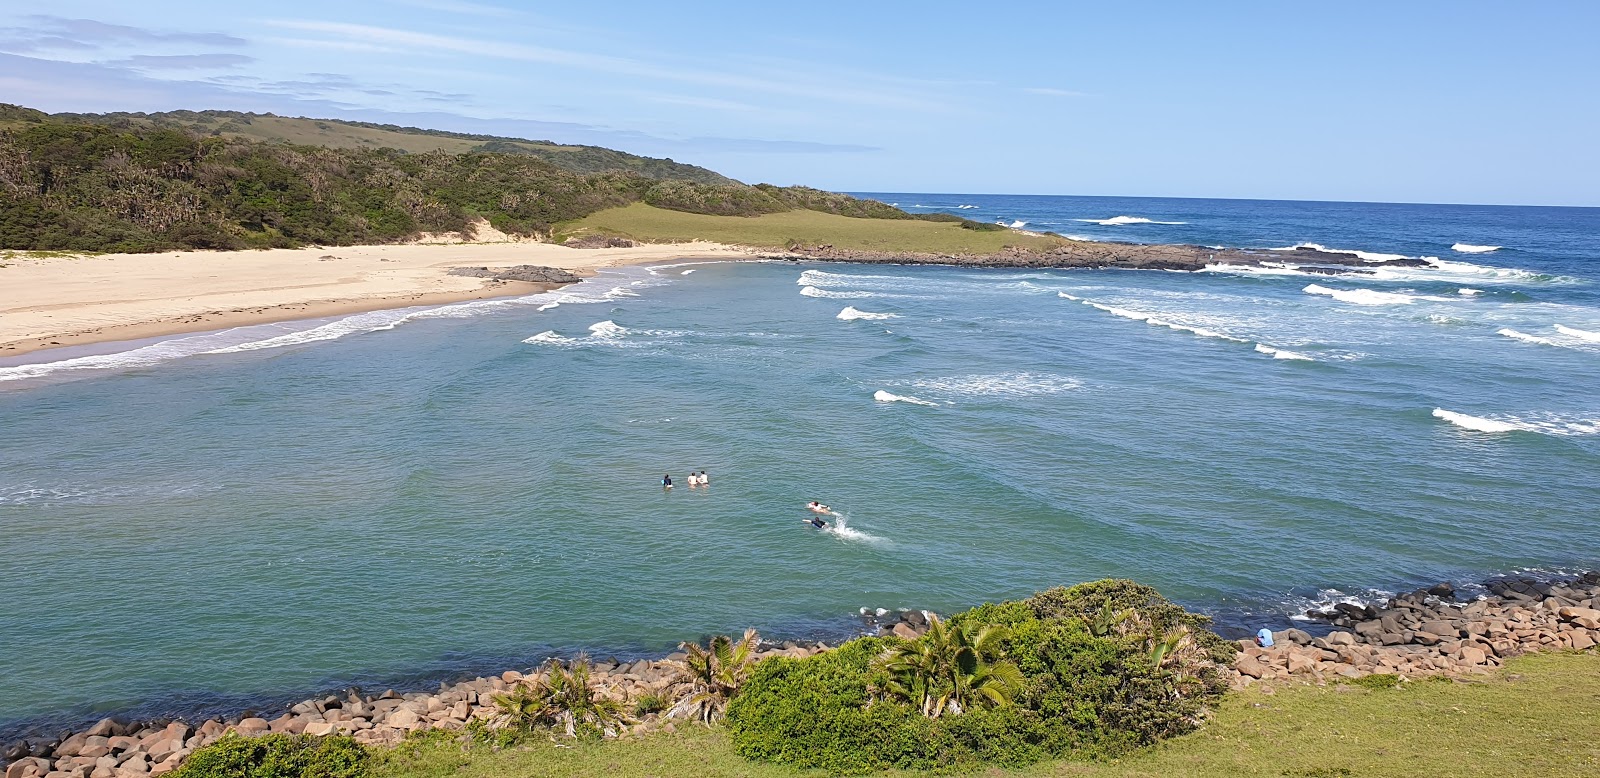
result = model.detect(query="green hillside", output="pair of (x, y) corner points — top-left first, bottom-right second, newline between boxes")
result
(33, 107), (736, 185)
(0, 104), (1004, 254)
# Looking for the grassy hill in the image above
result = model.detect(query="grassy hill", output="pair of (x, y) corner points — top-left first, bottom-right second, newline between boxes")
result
(12, 106), (735, 185)
(0, 104), (1008, 254)
(560, 202), (1067, 253)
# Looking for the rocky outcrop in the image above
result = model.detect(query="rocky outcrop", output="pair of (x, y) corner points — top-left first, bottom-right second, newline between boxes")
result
(760, 240), (1431, 274)
(561, 236), (636, 249)
(0, 626), (930, 776)
(446, 265), (583, 284)
(1229, 571), (1600, 688)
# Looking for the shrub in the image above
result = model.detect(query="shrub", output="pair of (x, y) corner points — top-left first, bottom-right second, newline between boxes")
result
(730, 580), (1234, 772)
(172, 734), (368, 778)
(1348, 673), (1402, 690)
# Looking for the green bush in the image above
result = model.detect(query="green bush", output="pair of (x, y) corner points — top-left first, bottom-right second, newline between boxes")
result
(172, 734), (369, 778)
(728, 581), (1233, 773)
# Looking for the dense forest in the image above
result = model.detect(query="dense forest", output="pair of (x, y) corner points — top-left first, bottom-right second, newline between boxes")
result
(0, 104), (962, 253)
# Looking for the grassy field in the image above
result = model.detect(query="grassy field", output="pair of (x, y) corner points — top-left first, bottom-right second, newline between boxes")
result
(557, 203), (1069, 254)
(373, 651), (1600, 778)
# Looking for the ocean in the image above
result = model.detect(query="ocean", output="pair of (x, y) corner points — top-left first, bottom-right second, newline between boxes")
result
(2, 194), (1597, 739)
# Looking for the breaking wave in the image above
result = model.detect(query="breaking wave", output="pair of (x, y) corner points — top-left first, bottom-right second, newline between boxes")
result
(903, 372), (1082, 398)
(1555, 324), (1600, 342)
(837, 306), (899, 321)
(872, 390), (939, 407)
(1074, 215), (1186, 226)
(1452, 244), (1502, 253)
(1253, 344), (1314, 361)
(1303, 284), (1428, 306)
(801, 286), (875, 299)
(1058, 293), (1249, 343)
(1496, 328), (1562, 347)
(1433, 408), (1599, 436)
(1271, 242), (1411, 263)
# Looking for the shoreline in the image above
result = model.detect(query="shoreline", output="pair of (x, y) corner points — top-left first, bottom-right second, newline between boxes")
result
(5, 567), (1597, 761)
(0, 241), (748, 359)
(1, 234), (1445, 362)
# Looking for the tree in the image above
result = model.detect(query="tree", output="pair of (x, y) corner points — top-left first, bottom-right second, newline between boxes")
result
(670, 628), (761, 724)
(490, 656), (630, 738)
(875, 615), (1023, 718)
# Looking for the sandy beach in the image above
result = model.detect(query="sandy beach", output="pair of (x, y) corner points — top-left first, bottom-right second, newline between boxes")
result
(0, 240), (748, 357)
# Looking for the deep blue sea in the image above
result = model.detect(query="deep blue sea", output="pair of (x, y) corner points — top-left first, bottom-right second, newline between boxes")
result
(2, 194), (1598, 739)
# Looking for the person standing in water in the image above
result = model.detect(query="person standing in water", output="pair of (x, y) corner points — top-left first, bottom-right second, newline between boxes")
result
(662, 474), (673, 489)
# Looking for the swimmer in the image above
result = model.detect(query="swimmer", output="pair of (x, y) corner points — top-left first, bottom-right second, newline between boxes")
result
(807, 501), (832, 515)
(662, 474), (673, 489)
(807, 516), (830, 530)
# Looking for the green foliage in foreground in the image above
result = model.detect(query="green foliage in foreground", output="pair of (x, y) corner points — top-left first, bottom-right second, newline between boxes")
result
(372, 651), (1600, 778)
(725, 580), (1231, 773)
(174, 733), (368, 778)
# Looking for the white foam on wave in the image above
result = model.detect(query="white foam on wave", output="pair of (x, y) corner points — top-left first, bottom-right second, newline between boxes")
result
(905, 372), (1082, 398)
(1201, 263), (1312, 277)
(1271, 242), (1410, 263)
(873, 390), (939, 407)
(1458, 288), (1483, 296)
(1303, 284), (1426, 306)
(680, 269), (697, 275)
(797, 268), (899, 287)
(1433, 408), (1521, 433)
(1433, 408), (1600, 436)
(801, 285), (875, 299)
(1452, 243), (1502, 253)
(837, 306), (899, 321)
(1058, 292), (1250, 343)
(1074, 215), (1186, 226)
(1555, 324), (1600, 342)
(1253, 344), (1314, 361)
(1496, 328), (1561, 347)
(956, 204), (979, 209)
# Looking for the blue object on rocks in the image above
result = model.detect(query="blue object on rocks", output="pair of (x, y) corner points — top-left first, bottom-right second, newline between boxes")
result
(1256, 627), (1275, 647)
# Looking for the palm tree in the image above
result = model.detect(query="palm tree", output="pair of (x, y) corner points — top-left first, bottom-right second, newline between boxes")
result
(490, 656), (630, 738)
(669, 628), (760, 724)
(875, 615), (1023, 718)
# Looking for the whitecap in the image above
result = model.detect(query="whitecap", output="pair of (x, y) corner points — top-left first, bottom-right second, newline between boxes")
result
(873, 390), (938, 407)
(1302, 284), (1420, 306)
(1433, 408), (1521, 433)
(837, 306), (899, 321)
(1253, 344), (1314, 361)
(904, 372), (1082, 398)
(1452, 243), (1502, 253)
(1458, 288), (1483, 296)
(1496, 328), (1561, 347)
(956, 204), (979, 209)
(1271, 242), (1411, 263)
(1059, 292), (1251, 343)
(1074, 215), (1187, 226)
(680, 269), (697, 275)
(801, 285), (874, 299)
(1555, 324), (1600, 342)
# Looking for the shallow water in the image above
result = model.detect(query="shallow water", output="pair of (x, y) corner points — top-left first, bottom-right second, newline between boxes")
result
(2, 196), (1598, 738)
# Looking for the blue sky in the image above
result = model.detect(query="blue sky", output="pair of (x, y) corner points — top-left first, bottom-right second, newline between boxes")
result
(2, 2), (1596, 206)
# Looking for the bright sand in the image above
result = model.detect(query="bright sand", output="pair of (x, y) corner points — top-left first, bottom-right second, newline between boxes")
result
(0, 241), (748, 356)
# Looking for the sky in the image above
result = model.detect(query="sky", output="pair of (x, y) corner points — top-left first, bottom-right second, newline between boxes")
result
(1, 2), (1596, 206)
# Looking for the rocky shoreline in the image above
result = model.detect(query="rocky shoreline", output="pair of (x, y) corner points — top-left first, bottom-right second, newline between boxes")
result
(1229, 571), (1600, 687)
(760, 241), (1432, 274)
(7, 573), (1599, 778)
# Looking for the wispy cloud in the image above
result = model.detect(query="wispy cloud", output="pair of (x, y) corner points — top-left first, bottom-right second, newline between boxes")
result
(3, 15), (245, 50)
(106, 53), (256, 70)
(264, 19), (943, 111)
(1022, 87), (1089, 98)
(393, 0), (521, 18)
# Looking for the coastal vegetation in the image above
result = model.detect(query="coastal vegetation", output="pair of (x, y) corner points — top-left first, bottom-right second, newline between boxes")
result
(557, 202), (1068, 253)
(0, 105), (1012, 255)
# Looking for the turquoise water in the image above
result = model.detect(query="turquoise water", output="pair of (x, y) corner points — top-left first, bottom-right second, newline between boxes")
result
(3, 196), (1598, 737)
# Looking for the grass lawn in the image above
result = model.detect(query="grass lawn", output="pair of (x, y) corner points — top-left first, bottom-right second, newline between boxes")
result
(372, 651), (1600, 778)
(556, 203), (1069, 254)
